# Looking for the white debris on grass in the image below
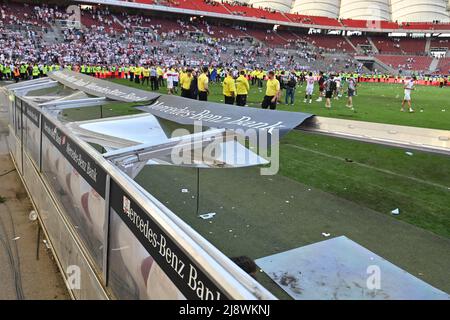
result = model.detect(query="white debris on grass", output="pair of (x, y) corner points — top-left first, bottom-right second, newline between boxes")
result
(29, 210), (37, 221)
(199, 212), (216, 220)
(43, 239), (51, 249)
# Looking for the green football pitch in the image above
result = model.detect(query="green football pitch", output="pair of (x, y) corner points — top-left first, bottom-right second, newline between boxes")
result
(62, 79), (450, 296)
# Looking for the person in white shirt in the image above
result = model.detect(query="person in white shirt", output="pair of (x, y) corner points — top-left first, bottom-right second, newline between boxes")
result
(347, 77), (357, 110)
(304, 72), (315, 104)
(172, 69), (179, 94)
(401, 76), (416, 113)
(166, 70), (174, 94)
(334, 76), (341, 99)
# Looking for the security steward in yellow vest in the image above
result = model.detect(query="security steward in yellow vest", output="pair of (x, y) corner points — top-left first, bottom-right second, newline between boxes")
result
(133, 66), (142, 84)
(235, 70), (250, 106)
(223, 70), (236, 105)
(261, 71), (281, 110)
(197, 66), (209, 101)
(32, 65), (40, 79)
(142, 66), (150, 86)
(180, 69), (193, 99)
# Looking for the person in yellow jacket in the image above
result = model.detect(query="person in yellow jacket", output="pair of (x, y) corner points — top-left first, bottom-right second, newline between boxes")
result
(32, 64), (40, 79)
(142, 66), (150, 86)
(235, 70), (249, 106)
(223, 70), (236, 105)
(157, 66), (164, 87)
(261, 71), (280, 110)
(133, 66), (142, 84)
(257, 69), (264, 88)
(180, 68), (193, 99)
(197, 66), (209, 101)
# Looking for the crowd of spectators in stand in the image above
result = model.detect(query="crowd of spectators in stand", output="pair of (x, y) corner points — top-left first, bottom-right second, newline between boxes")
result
(204, 0), (221, 7)
(218, 0), (252, 8)
(0, 2), (445, 76)
(289, 16), (313, 24)
(0, 3), (324, 70)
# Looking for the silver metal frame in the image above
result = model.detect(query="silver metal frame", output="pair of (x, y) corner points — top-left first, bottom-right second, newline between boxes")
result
(2, 82), (277, 300)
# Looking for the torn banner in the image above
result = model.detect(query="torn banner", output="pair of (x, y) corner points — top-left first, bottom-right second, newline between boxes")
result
(47, 70), (313, 137)
(136, 95), (313, 139)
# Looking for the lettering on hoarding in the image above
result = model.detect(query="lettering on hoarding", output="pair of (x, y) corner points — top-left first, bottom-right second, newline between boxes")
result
(66, 142), (98, 182)
(50, 71), (156, 102)
(24, 103), (40, 127)
(42, 117), (106, 197)
(116, 187), (227, 300)
(146, 101), (287, 132)
(44, 121), (62, 146)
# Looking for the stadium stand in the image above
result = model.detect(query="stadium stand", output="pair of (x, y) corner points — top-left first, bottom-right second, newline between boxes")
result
(430, 38), (450, 50)
(222, 2), (290, 22)
(123, 0), (450, 31)
(306, 34), (355, 53)
(0, 0), (449, 75)
(399, 38), (427, 54)
(376, 55), (433, 72)
(81, 8), (124, 31)
(341, 19), (369, 29)
(400, 22), (450, 31)
(434, 57), (450, 74)
(285, 13), (342, 27)
(348, 36), (370, 48)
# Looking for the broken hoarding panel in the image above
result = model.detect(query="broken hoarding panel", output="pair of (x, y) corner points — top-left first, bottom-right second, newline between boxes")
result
(66, 114), (270, 177)
(256, 236), (450, 300)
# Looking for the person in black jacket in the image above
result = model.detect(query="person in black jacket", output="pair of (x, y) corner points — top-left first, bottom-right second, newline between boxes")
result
(325, 75), (336, 109)
(285, 71), (297, 106)
(316, 71), (325, 102)
(190, 70), (198, 100)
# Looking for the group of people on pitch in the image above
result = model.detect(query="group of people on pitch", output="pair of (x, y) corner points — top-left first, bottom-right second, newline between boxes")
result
(315, 73), (358, 110)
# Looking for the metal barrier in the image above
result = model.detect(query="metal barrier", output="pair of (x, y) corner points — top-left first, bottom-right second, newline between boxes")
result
(0, 84), (276, 300)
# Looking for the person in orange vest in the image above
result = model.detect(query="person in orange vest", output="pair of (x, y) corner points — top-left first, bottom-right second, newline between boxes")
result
(13, 66), (20, 83)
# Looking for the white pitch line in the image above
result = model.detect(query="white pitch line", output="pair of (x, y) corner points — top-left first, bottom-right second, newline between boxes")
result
(284, 144), (450, 191)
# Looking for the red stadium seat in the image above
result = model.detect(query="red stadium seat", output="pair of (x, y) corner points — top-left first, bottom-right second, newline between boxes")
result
(376, 55), (433, 72)
(434, 58), (450, 74)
